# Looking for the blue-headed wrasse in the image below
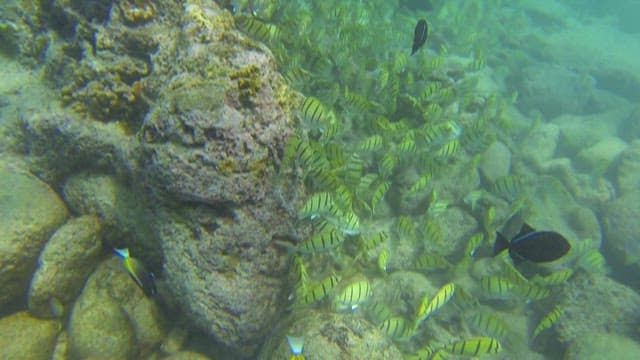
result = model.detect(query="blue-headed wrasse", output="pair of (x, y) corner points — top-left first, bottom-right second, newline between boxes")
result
(113, 248), (157, 296)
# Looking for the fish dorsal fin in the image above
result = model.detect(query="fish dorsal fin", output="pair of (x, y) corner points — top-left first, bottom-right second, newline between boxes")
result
(516, 223), (536, 238)
(494, 232), (510, 256)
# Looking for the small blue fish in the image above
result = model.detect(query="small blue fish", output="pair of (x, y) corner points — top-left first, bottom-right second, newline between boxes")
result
(113, 248), (157, 296)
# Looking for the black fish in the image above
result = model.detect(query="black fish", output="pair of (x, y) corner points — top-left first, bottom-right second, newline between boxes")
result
(494, 224), (570, 264)
(411, 19), (428, 55)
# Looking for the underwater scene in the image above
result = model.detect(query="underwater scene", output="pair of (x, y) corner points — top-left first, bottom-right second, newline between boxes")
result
(1, 0), (639, 359)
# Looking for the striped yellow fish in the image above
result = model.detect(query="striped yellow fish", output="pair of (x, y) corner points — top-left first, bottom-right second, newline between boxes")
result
(464, 232), (484, 257)
(370, 180), (390, 213)
(513, 281), (550, 300)
(300, 96), (332, 130)
(297, 226), (345, 253)
(236, 15), (280, 42)
(436, 139), (459, 158)
(297, 274), (340, 305)
(358, 231), (389, 253)
(491, 174), (524, 201)
(479, 276), (514, 299)
(332, 184), (353, 211)
(379, 316), (413, 340)
(577, 249), (608, 274)
(366, 301), (392, 325)
(531, 268), (574, 286)
(414, 253), (451, 272)
(415, 282), (455, 325)
(377, 249), (389, 274)
(532, 306), (563, 338)
(420, 220), (444, 244)
(332, 278), (373, 311)
(298, 192), (339, 220)
(394, 215), (415, 240)
(343, 153), (363, 188)
(407, 172), (432, 196)
(358, 135), (384, 152)
(378, 153), (397, 178)
(399, 134), (417, 154)
(444, 337), (502, 356)
(469, 311), (508, 340)
(330, 210), (360, 235)
(291, 139), (329, 175)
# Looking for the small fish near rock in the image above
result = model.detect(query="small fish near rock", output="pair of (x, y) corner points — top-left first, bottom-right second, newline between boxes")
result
(411, 19), (429, 55)
(494, 223), (571, 264)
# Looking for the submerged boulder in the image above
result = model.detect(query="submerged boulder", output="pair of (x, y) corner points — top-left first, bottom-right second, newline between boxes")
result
(28, 215), (103, 318)
(0, 311), (61, 360)
(0, 159), (68, 310)
(555, 272), (640, 344)
(68, 258), (166, 359)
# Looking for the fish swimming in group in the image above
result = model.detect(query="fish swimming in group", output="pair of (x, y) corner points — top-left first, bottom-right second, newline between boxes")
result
(494, 223), (570, 264)
(411, 19), (428, 55)
(113, 248), (157, 297)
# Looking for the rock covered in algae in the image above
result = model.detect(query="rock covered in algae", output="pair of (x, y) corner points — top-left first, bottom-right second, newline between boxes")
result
(18, 111), (137, 184)
(0, 158), (68, 309)
(134, 1), (302, 357)
(564, 331), (640, 360)
(0, 311), (61, 360)
(555, 272), (640, 344)
(526, 175), (601, 248)
(480, 141), (511, 182)
(69, 291), (136, 360)
(602, 190), (640, 266)
(521, 122), (560, 168)
(615, 140), (640, 195)
(164, 351), (213, 360)
(516, 63), (594, 118)
(15, 0), (303, 358)
(575, 136), (628, 176)
(62, 172), (161, 270)
(68, 258), (167, 359)
(28, 215), (103, 318)
(259, 309), (403, 360)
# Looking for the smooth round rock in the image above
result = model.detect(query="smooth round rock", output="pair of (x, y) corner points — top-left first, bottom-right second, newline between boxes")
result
(68, 292), (135, 360)
(0, 161), (68, 308)
(564, 331), (640, 360)
(28, 215), (103, 318)
(480, 141), (511, 182)
(0, 311), (61, 360)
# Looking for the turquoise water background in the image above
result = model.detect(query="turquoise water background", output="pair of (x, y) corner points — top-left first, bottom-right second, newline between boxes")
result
(1, 1), (639, 359)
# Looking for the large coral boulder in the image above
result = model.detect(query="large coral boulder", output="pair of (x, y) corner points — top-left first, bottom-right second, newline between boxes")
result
(134, 1), (301, 357)
(564, 331), (640, 360)
(28, 215), (103, 318)
(555, 273), (640, 344)
(602, 190), (640, 266)
(0, 158), (68, 309)
(0, 311), (61, 360)
(68, 258), (166, 359)
(259, 309), (403, 360)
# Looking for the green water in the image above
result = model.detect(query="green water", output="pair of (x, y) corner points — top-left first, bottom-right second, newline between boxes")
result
(1, 0), (639, 359)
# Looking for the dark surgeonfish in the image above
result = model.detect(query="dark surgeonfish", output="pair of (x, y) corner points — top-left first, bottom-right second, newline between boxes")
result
(113, 248), (157, 296)
(494, 224), (570, 264)
(411, 19), (429, 55)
